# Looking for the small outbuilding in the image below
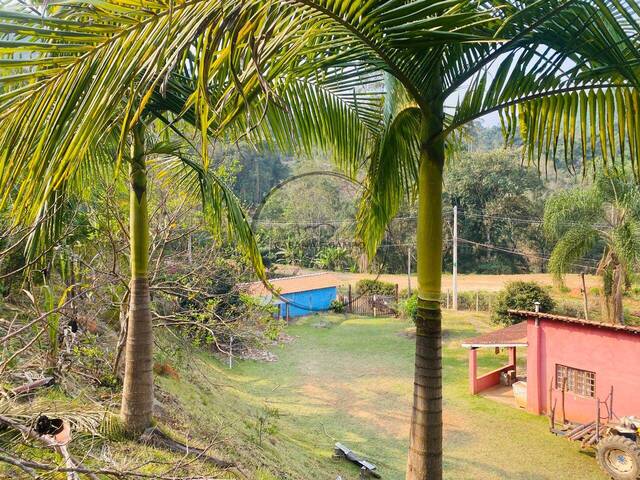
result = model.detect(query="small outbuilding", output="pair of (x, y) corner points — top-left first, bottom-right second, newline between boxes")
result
(463, 311), (640, 423)
(462, 321), (527, 396)
(243, 272), (338, 320)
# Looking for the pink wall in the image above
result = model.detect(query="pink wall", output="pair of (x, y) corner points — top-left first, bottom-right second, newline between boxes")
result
(469, 347), (516, 395)
(527, 318), (640, 423)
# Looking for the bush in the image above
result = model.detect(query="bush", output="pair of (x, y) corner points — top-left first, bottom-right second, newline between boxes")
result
(554, 300), (584, 318)
(330, 299), (346, 313)
(355, 279), (396, 296)
(491, 281), (555, 325)
(628, 285), (640, 298)
(399, 293), (418, 321)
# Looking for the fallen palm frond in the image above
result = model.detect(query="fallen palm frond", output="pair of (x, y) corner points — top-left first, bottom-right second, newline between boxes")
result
(0, 398), (114, 442)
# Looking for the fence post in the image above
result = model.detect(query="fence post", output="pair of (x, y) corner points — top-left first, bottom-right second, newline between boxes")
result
(476, 292), (479, 312)
(373, 294), (377, 317)
(446, 290), (450, 309)
(407, 247), (412, 295)
(395, 284), (399, 305)
(348, 284), (352, 313)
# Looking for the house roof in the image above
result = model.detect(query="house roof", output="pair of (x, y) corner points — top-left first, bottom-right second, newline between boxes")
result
(508, 310), (640, 335)
(241, 272), (339, 297)
(461, 321), (528, 349)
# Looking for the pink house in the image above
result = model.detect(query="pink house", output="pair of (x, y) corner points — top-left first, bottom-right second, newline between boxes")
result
(463, 311), (640, 423)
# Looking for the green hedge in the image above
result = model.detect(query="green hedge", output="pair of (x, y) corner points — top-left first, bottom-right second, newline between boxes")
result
(355, 279), (396, 296)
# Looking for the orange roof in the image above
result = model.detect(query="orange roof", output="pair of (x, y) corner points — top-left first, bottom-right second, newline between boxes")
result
(242, 272), (339, 296)
(461, 321), (528, 349)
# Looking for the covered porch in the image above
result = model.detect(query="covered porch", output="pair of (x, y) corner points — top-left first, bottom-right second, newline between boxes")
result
(462, 322), (528, 397)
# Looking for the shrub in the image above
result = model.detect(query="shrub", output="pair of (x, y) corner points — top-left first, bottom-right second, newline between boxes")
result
(399, 293), (418, 321)
(491, 281), (555, 325)
(314, 246), (355, 272)
(554, 300), (584, 318)
(330, 299), (346, 313)
(355, 279), (396, 296)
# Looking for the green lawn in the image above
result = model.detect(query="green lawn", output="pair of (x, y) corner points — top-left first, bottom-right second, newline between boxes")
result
(158, 311), (608, 479)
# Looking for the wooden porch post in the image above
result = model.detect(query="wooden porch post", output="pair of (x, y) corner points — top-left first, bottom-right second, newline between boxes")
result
(508, 347), (517, 369)
(469, 348), (478, 395)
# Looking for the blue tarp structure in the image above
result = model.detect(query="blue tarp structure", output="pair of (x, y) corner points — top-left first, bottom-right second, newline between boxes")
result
(278, 285), (337, 318)
(242, 273), (339, 319)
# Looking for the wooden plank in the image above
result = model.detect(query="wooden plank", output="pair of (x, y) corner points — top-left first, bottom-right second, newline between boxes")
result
(565, 422), (588, 437)
(334, 443), (381, 478)
(569, 422), (595, 441)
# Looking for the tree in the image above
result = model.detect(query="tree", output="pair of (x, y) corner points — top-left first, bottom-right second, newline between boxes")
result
(492, 281), (555, 325)
(266, 4), (640, 479)
(0, 3), (265, 433)
(444, 149), (545, 274)
(544, 170), (640, 324)
(219, 142), (291, 207)
(2, 1), (640, 478)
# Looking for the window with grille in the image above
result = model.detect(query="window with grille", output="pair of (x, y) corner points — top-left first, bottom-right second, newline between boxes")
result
(556, 364), (596, 398)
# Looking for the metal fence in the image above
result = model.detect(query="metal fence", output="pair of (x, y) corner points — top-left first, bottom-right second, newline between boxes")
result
(340, 286), (399, 317)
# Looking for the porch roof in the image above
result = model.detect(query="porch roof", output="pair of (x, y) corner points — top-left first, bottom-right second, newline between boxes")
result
(461, 321), (528, 349)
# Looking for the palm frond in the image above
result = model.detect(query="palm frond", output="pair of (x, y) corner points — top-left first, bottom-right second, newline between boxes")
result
(0, 0), (232, 224)
(147, 141), (265, 279)
(611, 219), (640, 269)
(356, 78), (421, 258)
(547, 226), (600, 280)
(543, 186), (602, 240)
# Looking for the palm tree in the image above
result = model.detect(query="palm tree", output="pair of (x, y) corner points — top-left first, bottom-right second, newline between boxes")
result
(545, 169), (640, 324)
(245, 3), (640, 478)
(0, 4), (267, 433)
(2, 1), (640, 476)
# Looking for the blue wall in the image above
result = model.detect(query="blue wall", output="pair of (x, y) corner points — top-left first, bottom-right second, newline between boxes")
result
(279, 286), (337, 318)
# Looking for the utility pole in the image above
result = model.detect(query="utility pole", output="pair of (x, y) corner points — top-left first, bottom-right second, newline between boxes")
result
(407, 247), (412, 295)
(453, 205), (458, 310)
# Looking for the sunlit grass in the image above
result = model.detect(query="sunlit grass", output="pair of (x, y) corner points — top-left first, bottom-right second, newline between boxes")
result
(158, 311), (607, 479)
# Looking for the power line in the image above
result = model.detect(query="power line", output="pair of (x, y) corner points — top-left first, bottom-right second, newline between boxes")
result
(257, 208), (602, 229)
(458, 237), (598, 270)
(458, 211), (543, 225)
(457, 209), (609, 229)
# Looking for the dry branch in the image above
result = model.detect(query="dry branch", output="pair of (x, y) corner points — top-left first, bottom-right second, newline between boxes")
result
(140, 427), (235, 470)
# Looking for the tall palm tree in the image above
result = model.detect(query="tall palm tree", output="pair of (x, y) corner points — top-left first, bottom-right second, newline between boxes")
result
(238, 3), (640, 478)
(0, 3), (268, 433)
(2, 1), (640, 477)
(545, 169), (640, 324)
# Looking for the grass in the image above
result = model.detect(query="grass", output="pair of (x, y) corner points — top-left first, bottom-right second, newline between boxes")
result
(157, 310), (608, 480)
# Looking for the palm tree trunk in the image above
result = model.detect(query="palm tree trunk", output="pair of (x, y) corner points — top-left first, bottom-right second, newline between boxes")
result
(406, 107), (444, 480)
(120, 123), (154, 434)
(612, 264), (625, 324)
